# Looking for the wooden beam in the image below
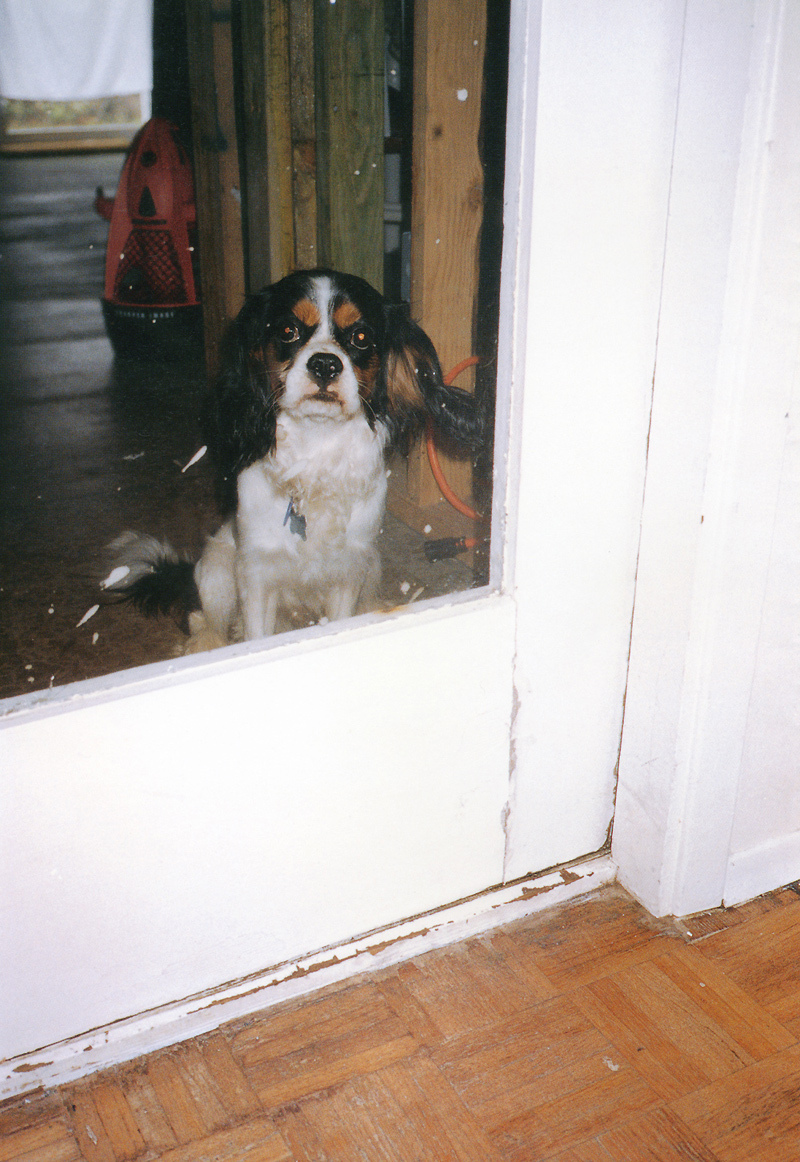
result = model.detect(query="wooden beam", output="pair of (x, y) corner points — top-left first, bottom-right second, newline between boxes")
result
(185, 0), (246, 370)
(314, 0), (385, 291)
(398, 0), (487, 516)
(239, 0), (295, 290)
(288, 0), (317, 269)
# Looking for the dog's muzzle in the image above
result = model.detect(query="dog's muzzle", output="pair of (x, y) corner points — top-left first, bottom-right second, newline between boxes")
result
(307, 352), (344, 386)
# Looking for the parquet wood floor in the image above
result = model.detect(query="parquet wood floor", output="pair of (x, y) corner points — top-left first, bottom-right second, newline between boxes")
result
(4, 882), (800, 1161)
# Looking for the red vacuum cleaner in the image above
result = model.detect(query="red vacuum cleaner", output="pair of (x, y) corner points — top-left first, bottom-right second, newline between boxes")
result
(95, 117), (202, 359)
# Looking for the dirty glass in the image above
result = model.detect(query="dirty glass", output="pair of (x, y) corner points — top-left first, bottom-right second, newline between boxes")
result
(0, 0), (509, 698)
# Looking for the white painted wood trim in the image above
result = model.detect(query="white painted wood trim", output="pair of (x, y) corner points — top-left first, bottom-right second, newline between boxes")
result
(0, 584), (491, 726)
(502, 0), (686, 879)
(0, 855), (616, 1100)
(615, 0), (800, 916)
(491, 0), (540, 595)
(725, 838), (800, 908)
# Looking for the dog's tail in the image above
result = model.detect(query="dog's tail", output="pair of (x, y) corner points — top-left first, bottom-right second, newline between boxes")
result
(101, 532), (200, 621)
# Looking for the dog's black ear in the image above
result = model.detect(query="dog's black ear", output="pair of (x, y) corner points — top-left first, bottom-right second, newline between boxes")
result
(380, 307), (485, 451)
(201, 289), (279, 514)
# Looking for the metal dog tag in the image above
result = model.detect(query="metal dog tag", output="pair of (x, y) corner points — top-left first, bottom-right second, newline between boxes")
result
(284, 498), (307, 540)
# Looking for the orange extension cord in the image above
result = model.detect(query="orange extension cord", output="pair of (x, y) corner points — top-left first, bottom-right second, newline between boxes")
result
(425, 355), (482, 524)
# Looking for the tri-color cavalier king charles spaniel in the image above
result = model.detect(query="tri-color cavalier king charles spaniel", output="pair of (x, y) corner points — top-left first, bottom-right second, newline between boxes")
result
(105, 268), (484, 650)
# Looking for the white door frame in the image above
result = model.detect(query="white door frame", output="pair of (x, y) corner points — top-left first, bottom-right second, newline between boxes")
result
(613, 0), (800, 917)
(500, 0), (687, 879)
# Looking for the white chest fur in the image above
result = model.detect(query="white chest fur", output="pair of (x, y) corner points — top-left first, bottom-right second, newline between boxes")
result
(236, 414), (387, 542)
(271, 412), (388, 509)
(195, 411), (390, 641)
(221, 413), (389, 637)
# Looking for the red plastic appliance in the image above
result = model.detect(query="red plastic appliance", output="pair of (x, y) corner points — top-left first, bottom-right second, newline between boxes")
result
(95, 117), (202, 359)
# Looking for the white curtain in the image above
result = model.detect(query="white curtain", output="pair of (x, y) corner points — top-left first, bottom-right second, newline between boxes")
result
(0, 0), (152, 100)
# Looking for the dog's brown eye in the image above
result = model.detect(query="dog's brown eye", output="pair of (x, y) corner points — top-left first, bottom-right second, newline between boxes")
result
(350, 326), (372, 350)
(281, 323), (300, 343)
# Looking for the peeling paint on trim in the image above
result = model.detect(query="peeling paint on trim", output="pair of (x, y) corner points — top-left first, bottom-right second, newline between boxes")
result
(1, 854), (616, 1099)
(366, 928), (431, 956)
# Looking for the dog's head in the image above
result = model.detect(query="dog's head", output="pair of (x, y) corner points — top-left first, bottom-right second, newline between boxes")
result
(256, 269), (387, 423)
(205, 268), (484, 512)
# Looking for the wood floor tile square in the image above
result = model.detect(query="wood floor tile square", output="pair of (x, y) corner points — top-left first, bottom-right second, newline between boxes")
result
(376, 932), (556, 1044)
(274, 1100), (353, 1162)
(277, 1080), (402, 1162)
(486, 930), (561, 1000)
(574, 983), (699, 1103)
(0, 1118), (80, 1162)
(231, 983), (397, 1067)
(697, 906), (800, 1015)
(504, 885), (680, 991)
(652, 945), (796, 1057)
(592, 1107), (721, 1160)
(671, 1043), (800, 1161)
(478, 1053), (659, 1160)
(167, 1045), (232, 1133)
(119, 1071), (178, 1154)
(572, 947), (783, 1101)
(276, 1056), (502, 1162)
(377, 972), (445, 1047)
(233, 983), (417, 1109)
(83, 1083), (144, 1162)
(63, 1091), (115, 1162)
(432, 994), (609, 1114)
(377, 1056), (504, 1161)
(145, 1055), (214, 1144)
(0, 1092), (67, 1140)
(432, 994), (658, 1158)
(154, 1117), (292, 1162)
(249, 1028), (418, 1112)
(196, 1033), (262, 1120)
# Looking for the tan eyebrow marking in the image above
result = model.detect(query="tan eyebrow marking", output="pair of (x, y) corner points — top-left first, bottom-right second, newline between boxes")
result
(332, 300), (362, 330)
(293, 298), (321, 327)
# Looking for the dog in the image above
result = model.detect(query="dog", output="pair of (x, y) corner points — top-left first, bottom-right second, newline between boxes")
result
(103, 268), (484, 650)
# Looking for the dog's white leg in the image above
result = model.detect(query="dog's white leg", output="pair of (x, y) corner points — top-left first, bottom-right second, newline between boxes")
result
(246, 588), (279, 639)
(194, 523), (238, 642)
(237, 553), (280, 639)
(358, 550), (381, 614)
(324, 585), (358, 623)
(240, 585), (279, 640)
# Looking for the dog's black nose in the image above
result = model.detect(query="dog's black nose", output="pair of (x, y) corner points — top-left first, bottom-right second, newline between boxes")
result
(307, 352), (343, 385)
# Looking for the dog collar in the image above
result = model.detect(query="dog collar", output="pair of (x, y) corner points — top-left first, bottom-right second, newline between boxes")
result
(283, 498), (307, 540)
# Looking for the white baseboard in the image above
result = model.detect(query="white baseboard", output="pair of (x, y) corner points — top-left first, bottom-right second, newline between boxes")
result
(1, 854), (615, 1099)
(724, 833), (800, 907)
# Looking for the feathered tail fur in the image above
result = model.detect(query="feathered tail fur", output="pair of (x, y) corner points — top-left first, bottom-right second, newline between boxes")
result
(101, 532), (200, 623)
